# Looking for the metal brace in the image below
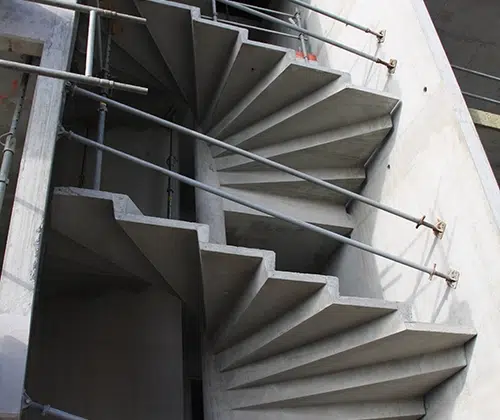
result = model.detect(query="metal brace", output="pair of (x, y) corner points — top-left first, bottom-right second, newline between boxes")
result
(429, 265), (460, 288)
(389, 59), (398, 74)
(378, 29), (386, 43)
(433, 219), (446, 239)
(446, 269), (460, 289)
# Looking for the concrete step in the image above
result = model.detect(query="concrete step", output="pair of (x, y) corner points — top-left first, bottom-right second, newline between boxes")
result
(200, 242), (275, 336)
(225, 400), (426, 420)
(216, 288), (397, 371)
(192, 18), (242, 120)
(222, 187), (353, 273)
(208, 56), (343, 139)
(208, 40), (289, 129)
(213, 84), (399, 156)
(50, 188), (166, 288)
(213, 271), (330, 353)
(136, 0), (199, 108)
(215, 116), (393, 171)
(224, 313), (476, 389)
(116, 213), (209, 314)
(218, 168), (366, 204)
(229, 348), (466, 408)
(111, 0), (177, 90)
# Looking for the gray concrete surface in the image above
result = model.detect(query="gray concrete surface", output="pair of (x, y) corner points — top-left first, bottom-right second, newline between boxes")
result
(299, 1), (500, 419)
(209, 56), (342, 138)
(192, 18), (241, 120)
(136, 0), (200, 108)
(0, 1), (77, 417)
(24, 286), (184, 420)
(213, 271), (329, 352)
(216, 82), (399, 154)
(214, 116), (393, 171)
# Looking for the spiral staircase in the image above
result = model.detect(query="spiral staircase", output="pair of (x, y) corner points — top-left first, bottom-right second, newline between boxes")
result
(47, 0), (476, 419)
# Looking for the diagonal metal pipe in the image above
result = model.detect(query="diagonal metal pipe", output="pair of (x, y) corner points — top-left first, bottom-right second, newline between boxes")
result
(59, 127), (459, 286)
(285, 0), (384, 40)
(216, 0), (395, 71)
(68, 84), (443, 235)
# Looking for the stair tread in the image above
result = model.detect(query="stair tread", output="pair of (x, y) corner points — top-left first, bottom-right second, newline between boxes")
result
(214, 271), (332, 352)
(211, 41), (288, 126)
(210, 57), (343, 139)
(193, 18), (242, 120)
(200, 242), (276, 335)
(230, 348), (466, 408)
(225, 314), (475, 389)
(218, 288), (398, 371)
(111, 0), (176, 89)
(218, 168), (366, 203)
(137, 0), (199, 107)
(218, 84), (399, 154)
(117, 213), (208, 315)
(215, 116), (393, 170)
(51, 188), (165, 288)
(223, 400), (425, 420)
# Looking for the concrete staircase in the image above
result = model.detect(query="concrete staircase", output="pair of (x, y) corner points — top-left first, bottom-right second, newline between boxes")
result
(47, 188), (475, 420)
(101, 0), (401, 272)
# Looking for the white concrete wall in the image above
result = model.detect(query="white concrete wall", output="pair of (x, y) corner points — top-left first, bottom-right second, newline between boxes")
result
(0, 1), (77, 417)
(303, 0), (500, 418)
(24, 287), (184, 420)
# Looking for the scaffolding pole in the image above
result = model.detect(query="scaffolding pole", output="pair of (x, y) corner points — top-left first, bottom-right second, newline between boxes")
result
(216, 0), (396, 71)
(0, 61), (30, 216)
(68, 84), (444, 235)
(23, 0), (146, 24)
(60, 127), (459, 287)
(0, 59), (147, 95)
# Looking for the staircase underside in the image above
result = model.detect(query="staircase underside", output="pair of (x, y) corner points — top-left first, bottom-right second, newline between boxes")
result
(45, 189), (475, 420)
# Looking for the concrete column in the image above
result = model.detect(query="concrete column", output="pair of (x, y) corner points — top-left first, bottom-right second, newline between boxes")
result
(194, 140), (226, 244)
(0, 2), (77, 418)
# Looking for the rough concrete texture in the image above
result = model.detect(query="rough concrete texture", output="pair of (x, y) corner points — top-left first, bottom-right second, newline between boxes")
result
(0, 0), (77, 417)
(45, 190), (475, 420)
(296, 0), (500, 418)
(24, 287), (184, 420)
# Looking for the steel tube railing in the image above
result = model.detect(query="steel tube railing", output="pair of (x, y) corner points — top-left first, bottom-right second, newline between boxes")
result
(0, 63), (30, 216)
(60, 128), (457, 285)
(462, 91), (500, 106)
(451, 65), (500, 83)
(23, 0), (146, 24)
(285, 0), (383, 40)
(69, 84), (441, 233)
(0, 59), (148, 95)
(233, 1), (295, 18)
(216, 18), (300, 39)
(216, 0), (395, 71)
(85, 10), (97, 76)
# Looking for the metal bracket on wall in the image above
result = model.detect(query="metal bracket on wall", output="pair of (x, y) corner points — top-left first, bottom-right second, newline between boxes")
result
(433, 219), (446, 239)
(446, 269), (460, 289)
(429, 265), (459, 288)
(378, 29), (386, 43)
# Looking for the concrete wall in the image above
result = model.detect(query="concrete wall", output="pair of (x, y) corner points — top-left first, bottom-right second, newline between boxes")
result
(24, 287), (184, 420)
(0, 1), (77, 417)
(298, 0), (500, 418)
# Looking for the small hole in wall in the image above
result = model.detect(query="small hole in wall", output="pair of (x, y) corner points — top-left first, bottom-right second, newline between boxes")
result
(251, 67), (255, 72)
(387, 164), (391, 169)
(423, 86), (428, 92)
